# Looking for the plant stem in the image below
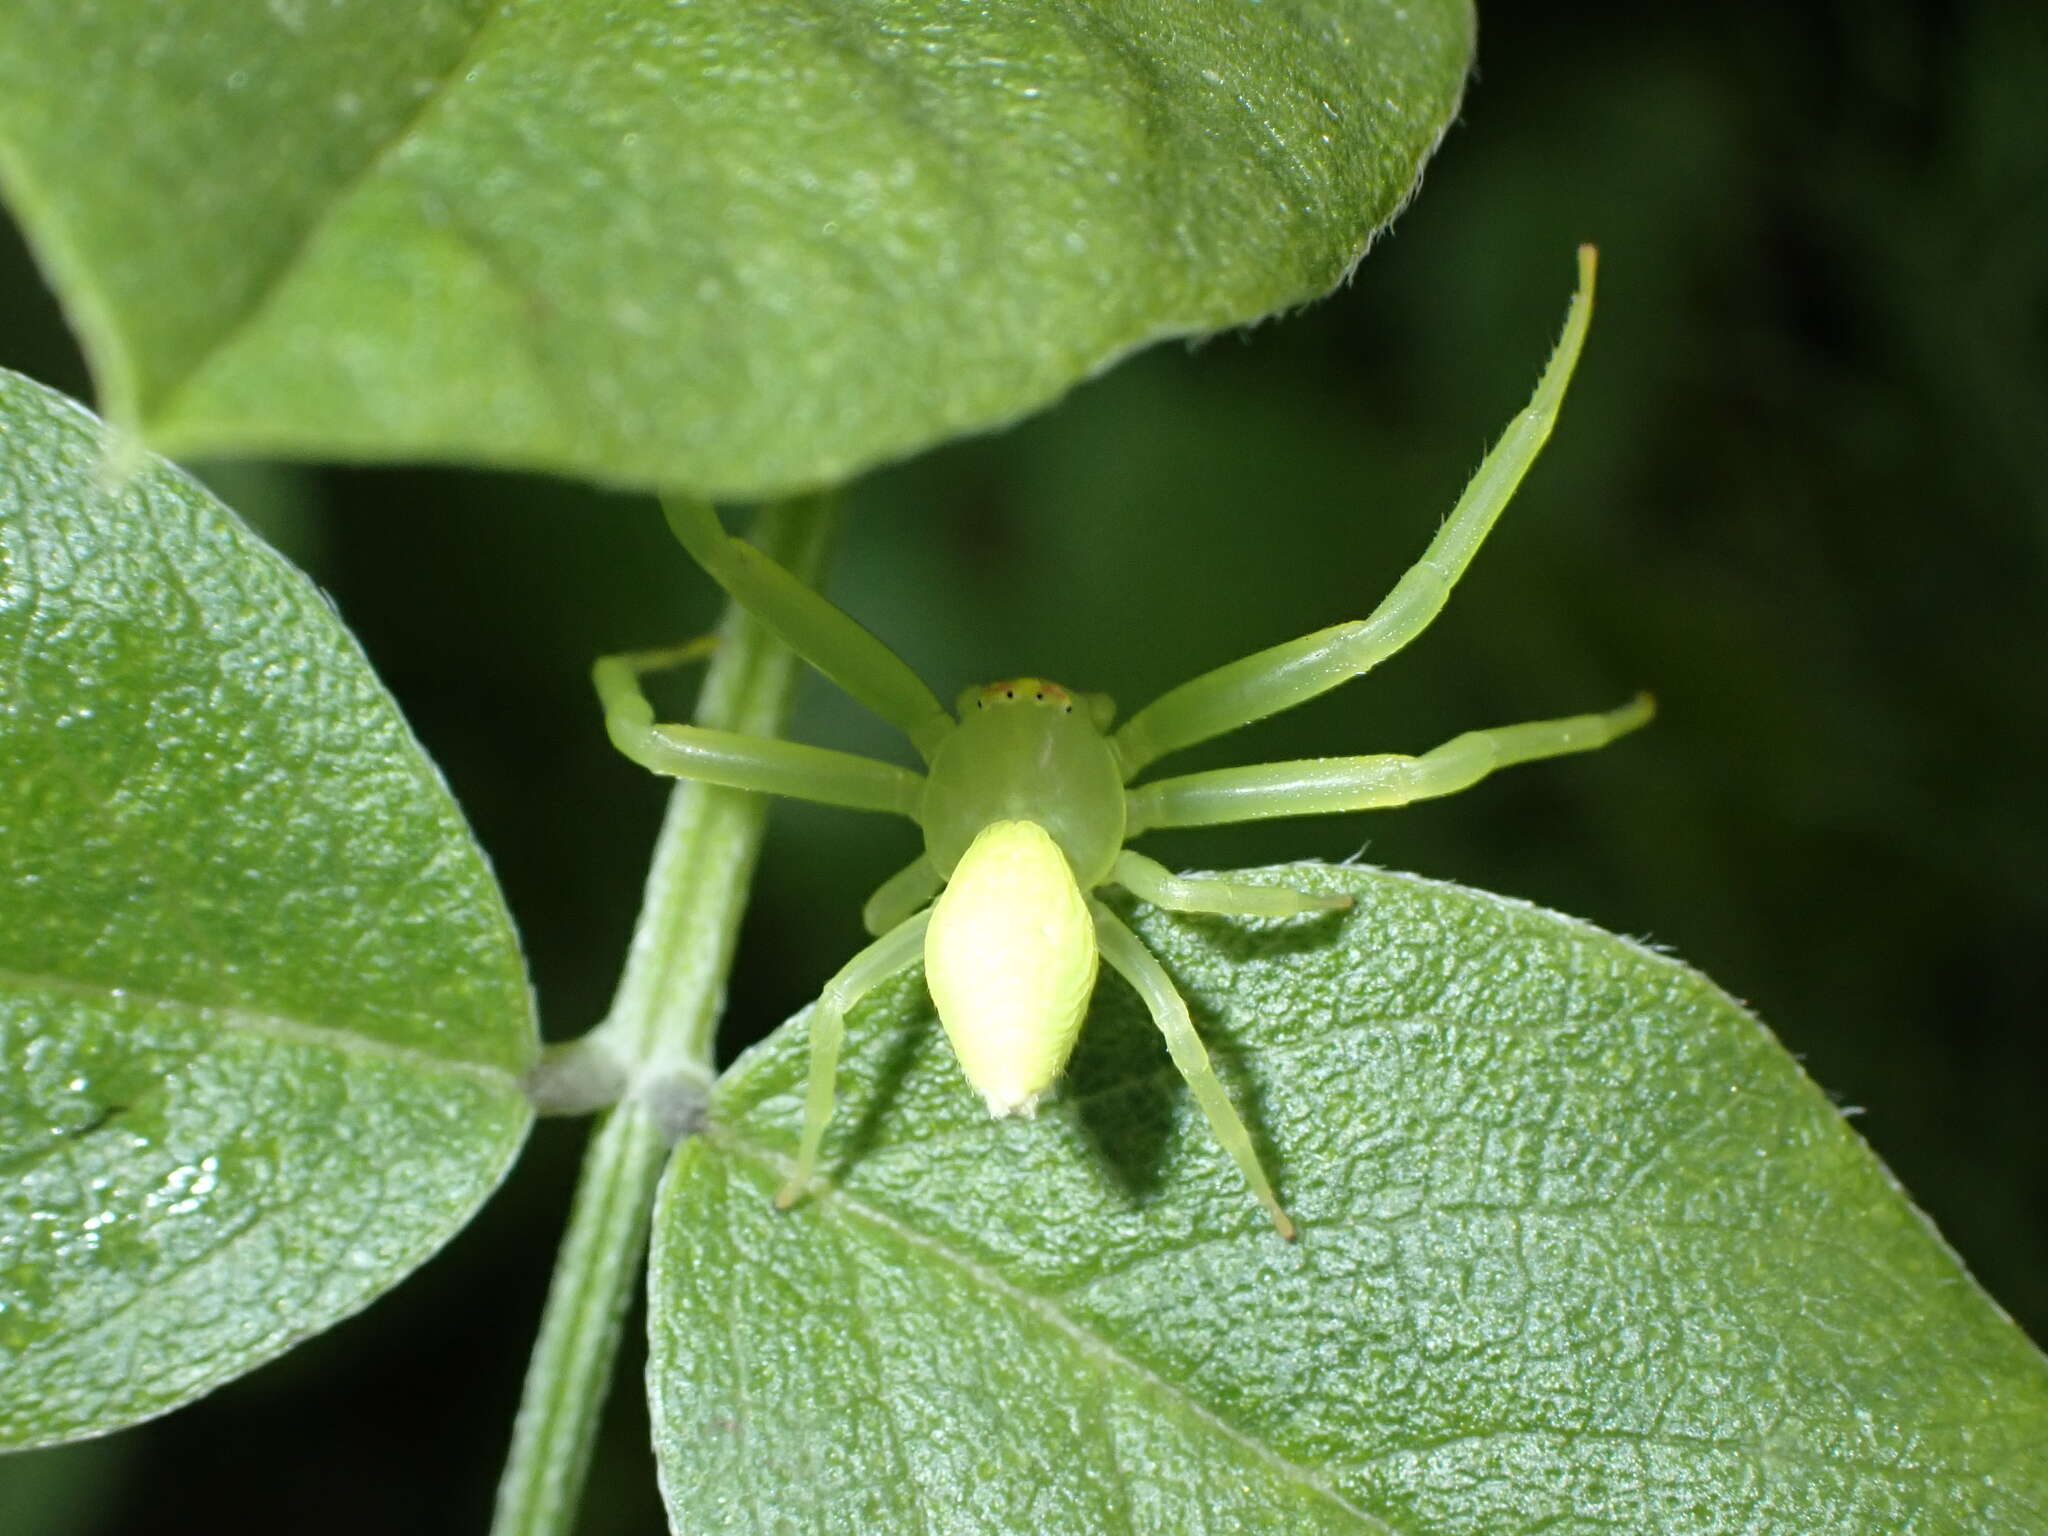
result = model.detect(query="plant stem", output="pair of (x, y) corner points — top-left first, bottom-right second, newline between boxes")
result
(490, 494), (838, 1536)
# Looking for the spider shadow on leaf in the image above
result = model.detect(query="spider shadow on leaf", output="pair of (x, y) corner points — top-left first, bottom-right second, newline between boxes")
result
(816, 976), (945, 1189)
(810, 972), (1193, 1216)
(808, 922), (1316, 1223)
(1061, 893), (1351, 1216)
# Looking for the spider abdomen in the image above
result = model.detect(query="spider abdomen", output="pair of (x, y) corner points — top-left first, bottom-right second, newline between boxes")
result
(924, 818), (1099, 1117)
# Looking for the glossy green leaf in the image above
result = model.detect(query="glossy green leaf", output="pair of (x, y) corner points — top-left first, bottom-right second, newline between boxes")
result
(650, 864), (2048, 1534)
(0, 368), (536, 1447)
(0, 0), (1472, 497)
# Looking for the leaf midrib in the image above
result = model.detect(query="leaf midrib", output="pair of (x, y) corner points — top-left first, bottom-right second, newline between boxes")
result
(143, 12), (504, 424)
(716, 1129), (1395, 1535)
(0, 964), (522, 1088)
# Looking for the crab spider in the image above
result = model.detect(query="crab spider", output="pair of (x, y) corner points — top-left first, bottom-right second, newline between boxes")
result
(598, 246), (1648, 1238)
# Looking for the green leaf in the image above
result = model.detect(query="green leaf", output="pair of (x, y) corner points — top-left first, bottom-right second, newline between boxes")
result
(649, 864), (2048, 1534)
(0, 368), (536, 1447)
(0, 0), (1472, 497)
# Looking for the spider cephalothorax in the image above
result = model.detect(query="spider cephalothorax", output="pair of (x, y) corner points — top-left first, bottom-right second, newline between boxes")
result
(597, 247), (1647, 1237)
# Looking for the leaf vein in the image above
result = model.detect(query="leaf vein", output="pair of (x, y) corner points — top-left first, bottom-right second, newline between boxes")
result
(146, 14), (505, 421)
(721, 1132), (1396, 1534)
(0, 965), (521, 1091)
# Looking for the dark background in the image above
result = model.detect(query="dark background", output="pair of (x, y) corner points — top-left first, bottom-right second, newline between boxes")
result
(5, 3), (2044, 1532)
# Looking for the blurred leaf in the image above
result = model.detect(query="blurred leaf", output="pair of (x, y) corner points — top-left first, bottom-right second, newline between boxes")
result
(0, 0), (1472, 496)
(650, 864), (2048, 1534)
(0, 1435), (130, 1536)
(0, 368), (536, 1447)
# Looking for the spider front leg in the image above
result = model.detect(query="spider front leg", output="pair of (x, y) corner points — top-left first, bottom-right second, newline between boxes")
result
(776, 910), (933, 1210)
(662, 493), (956, 760)
(1114, 246), (1599, 779)
(1126, 694), (1654, 832)
(595, 642), (925, 817)
(1091, 901), (1296, 1238)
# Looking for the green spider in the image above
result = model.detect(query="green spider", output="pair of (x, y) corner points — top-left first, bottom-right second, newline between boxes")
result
(598, 246), (1647, 1238)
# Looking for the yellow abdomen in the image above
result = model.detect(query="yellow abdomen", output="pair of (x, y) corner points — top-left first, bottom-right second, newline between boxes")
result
(923, 819), (1098, 1117)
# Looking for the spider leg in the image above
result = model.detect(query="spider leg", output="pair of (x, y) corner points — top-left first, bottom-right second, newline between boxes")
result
(596, 644), (923, 816)
(1127, 693), (1653, 832)
(1090, 901), (1295, 1238)
(860, 857), (944, 936)
(1114, 247), (1599, 779)
(663, 493), (955, 760)
(1111, 850), (1350, 917)
(777, 910), (933, 1210)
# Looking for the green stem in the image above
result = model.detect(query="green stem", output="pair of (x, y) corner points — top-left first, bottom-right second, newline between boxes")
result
(490, 494), (838, 1536)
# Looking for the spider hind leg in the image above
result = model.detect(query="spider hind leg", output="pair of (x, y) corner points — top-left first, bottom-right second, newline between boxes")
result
(1111, 850), (1350, 917)
(1091, 901), (1296, 1239)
